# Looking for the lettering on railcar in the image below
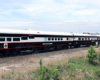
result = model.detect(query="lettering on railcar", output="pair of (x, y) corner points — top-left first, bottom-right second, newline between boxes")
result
(42, 43), (53, 45)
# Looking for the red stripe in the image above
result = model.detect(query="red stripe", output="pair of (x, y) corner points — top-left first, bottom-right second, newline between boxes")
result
(1, 41), (73, 44)
(0, 44), (68, 50)
(0, 40), (99, 44)
(0, 42), (95, 50)
(74, 42), (95, 45)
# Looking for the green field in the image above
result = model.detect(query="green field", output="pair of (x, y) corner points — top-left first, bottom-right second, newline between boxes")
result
(0, 47), (100, 80)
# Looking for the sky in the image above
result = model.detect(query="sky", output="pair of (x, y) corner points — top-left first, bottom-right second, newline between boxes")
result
(0, 0), (100, 33)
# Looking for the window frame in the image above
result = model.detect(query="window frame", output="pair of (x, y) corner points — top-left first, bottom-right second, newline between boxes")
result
(52, 37), (54, 40)
(58, 37), (60, 40)
(7, 37), (11, 42)
(78, 37), (81, 40)
(0, 37), (5, 42)
(29, 35), (34, 39)
(61, 37), (63, 40)
(55, 37), (57, 40)
(48, 37), (50, 41)
(13, 37), (20, 41)
(21, 36), (27, 40)
(67, 37), (68, 40)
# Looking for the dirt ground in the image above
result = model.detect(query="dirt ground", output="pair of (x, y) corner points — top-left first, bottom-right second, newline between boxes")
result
(0, 47), (99, 75)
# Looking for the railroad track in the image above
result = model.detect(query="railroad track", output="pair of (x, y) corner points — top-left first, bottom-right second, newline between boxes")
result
(0, 46), (86, 57)
(0, 46), (90, 63)
(0, 46), (98, 74)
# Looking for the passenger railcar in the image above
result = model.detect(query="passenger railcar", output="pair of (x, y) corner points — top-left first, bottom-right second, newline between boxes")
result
(0, 29), (100, 56)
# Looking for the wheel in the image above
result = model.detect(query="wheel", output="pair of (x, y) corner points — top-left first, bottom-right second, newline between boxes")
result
(34, 48), (39, 53)
(12, 49), (20, 56)
(74, 45), (78, 48)
(0, 50), (5, 57)
(31, 48), (35, 53)
(54, 46), (58, 50)
(3, 50), (12, 57)
(43, 47), (50, 51)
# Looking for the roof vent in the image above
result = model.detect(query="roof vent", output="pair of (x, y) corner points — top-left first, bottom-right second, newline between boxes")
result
(37, 32), (40, 33)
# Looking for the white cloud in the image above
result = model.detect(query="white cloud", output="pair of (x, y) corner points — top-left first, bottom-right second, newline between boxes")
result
(0, 0), (100, 33)
(74, 9), (100, 15)
(0, 21), (100, 33)
(65, 20), (75, 22)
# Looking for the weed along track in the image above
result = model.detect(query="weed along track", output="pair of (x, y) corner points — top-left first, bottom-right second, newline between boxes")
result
(0, 47), (99, 74)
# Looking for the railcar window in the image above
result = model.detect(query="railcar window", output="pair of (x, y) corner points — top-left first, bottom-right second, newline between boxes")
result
(21, 36), (27, 40)
(78, 38), (81, 40)
(67, 37), (68, 40)
(87, 38), (88, 40)
(0, 38), (5, 41)
(52, 38), (54, 40)
(48, 37), (50, 40)
(7, 38), (11, 41)
(58, 37), (60, 40)
(55, 37), (57, 40)
(29, 35), (34, 39)
(61, 37), (63, 40)
(13, 38), (20, 41)
(82, 38), (84, 40)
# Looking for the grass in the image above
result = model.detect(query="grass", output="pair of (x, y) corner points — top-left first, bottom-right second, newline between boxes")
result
(29, 58), (34, 63)
(0, 49), (100, 80)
